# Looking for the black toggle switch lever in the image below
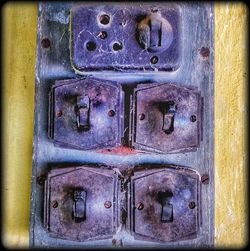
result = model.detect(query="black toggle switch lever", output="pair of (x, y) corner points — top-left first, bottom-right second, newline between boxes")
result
(76, 95), (90, 131)
(157, 190), (173, 223)
(159, 101), (177, 135)
(72, 188), (86, 223)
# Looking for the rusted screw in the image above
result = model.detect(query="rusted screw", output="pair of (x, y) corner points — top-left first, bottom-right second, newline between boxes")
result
(201, 174), (210, 184)
(139, 113), (145, 120)
(200, 47), (210, 58)
(37, 175), (46, 186)
(189, 201), (196, 209)
(150, 56), (158, 64)
(136, 202), (144, 210)
(104, 201), (112, 208)
(190, 115), (196, 122)
(52, 201), (58, 208)
(98, 31), (108, 39)
(108, 110), (115, 117)
(41, 38), (51, 48)
(57, 110), (63, 117)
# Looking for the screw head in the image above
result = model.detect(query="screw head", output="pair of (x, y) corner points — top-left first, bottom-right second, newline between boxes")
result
(201, 174), (210, 184)
(150, 56), (158, 64)
(136, 202), (144, 210)
(190, 115), (197, 122)
(41, 38), (50, 48)
(139, 113), (145, 120)
(200, 47), (210, 58)
(52, 201), (58, 208)
(57, 110), (63, 117)
(189, 201), (196, 209)
(108, 110), (115, 117)
(104, 201), (112, 208)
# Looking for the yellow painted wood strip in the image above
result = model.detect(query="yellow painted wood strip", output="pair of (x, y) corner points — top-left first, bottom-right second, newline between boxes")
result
(2, 2), (247, 248)
(214, 3), (247, 248)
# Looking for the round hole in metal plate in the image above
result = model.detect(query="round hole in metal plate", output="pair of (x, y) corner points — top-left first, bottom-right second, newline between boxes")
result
(86, 41), (97, 51)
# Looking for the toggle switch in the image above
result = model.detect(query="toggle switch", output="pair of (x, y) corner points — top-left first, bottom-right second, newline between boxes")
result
(72, 189), (86, 222)
(160, 101), (176, 135)
(137, 12), (174, 52)
(76, 96), (90, 131)
(157, 191), (173, 223)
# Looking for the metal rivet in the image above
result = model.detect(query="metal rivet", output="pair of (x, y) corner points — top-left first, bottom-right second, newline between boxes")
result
(108, 110), (115, 117)
(200, 47), (210, 58)
(104, 201), (112, 208)
(139, 113), (145, 120)
(190, 115), (196, 122)
(136, 202), (144, 210)
(201, 174), (210, 184)
(41, 38), (50, 48)
(150, 56), (158, 64)
(52, 201), (58, 208)
(189, 201), (196, 209)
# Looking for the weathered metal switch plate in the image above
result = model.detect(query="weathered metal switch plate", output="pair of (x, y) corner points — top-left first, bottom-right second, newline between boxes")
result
(71, 4), (181, 72)
(31, 2), (214, 249)
(49, 77), (122, 150)
(45, 166), (118, 242)
(132, 83), (203, 153)
(130, 167), (200, 242)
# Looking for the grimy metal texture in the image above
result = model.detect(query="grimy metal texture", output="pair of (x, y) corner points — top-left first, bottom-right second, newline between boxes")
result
(130, 167), (200, 242)
(132, 83), (202, 153)
(70, 3), (180, 72)
(30, 2), (214, 249)
(49, 77), (122, 150)
(44, 166), (118, 242)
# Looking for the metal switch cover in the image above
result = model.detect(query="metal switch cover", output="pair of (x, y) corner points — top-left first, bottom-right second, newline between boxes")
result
(130, 167), (200, 242)
(49, 79), (202, 153)
(49, 77), (122, 150)
(44, 166), (118, 242)
(70, 3), (181, 72)
(132, 83), (202, 153)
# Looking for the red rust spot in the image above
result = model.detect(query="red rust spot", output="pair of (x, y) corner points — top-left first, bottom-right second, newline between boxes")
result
(97, 146), (138, 155)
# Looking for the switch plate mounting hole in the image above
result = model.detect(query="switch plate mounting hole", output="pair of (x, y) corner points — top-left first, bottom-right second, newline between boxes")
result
(98, 31), (108, 39)
(112, 41), (123, 51)
(99, 14), (110, 25)
(86, 41), (97, 51)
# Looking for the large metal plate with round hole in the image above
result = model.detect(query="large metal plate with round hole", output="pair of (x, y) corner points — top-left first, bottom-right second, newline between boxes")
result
(70, 3), (181, 72)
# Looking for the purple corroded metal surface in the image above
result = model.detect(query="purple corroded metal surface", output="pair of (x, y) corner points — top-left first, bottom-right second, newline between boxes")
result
(132, 83), (202, 153)
(45, 166), (118, 242)
(70, 3), (181, 72)
(130, 167), (200, 242)
(49, 77), (122, 150)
